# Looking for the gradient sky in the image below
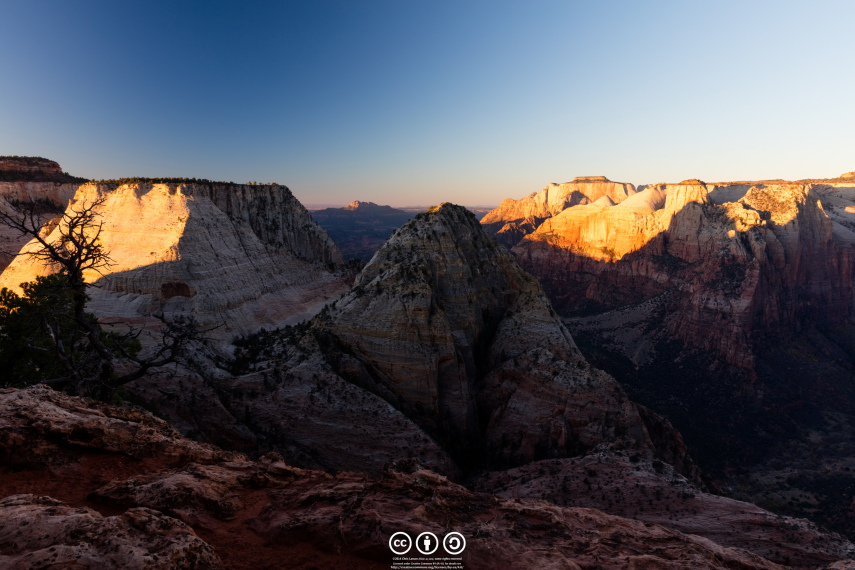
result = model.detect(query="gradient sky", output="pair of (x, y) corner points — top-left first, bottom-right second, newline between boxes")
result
(1, 1), (853, 207)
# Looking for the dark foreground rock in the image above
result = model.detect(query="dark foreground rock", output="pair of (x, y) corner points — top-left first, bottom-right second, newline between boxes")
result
(0, 494), (222, 569)
(2, 386), (855, 569)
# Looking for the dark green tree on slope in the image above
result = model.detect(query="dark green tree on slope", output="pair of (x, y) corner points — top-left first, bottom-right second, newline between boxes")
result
(0, 197), (198, 399)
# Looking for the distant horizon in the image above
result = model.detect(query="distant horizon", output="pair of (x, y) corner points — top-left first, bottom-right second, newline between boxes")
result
(2, 1), (853, 207)
(6, 152), (855, 209)
(302, 202), (500, 210)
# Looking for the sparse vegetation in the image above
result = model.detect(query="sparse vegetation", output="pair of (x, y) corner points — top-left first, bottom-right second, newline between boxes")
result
(0, 197), (202, 400)
(229, 321), (311, 374)
(91, 176), (280, 186)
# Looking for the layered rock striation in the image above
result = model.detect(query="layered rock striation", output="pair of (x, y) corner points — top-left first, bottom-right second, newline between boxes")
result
(0, 157), (84, 268)
(0, 156), (86, 183)
(481, 176), (637, 248)
(164, 203), (692, 477)
(311, 203), (685, 469)
(491, 180), (854, 370)
(484, 176), (855, 541)
(0, 181), (348, 339)
(0, 171), (80, 271)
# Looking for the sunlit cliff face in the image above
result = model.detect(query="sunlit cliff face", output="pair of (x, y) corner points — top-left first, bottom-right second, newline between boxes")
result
(0, 183), (192, 294)
(499, 179), (848, 371)
(517, 181), (814, 263)
(481, 176), (638, 227)
(0, 182), (348, 340)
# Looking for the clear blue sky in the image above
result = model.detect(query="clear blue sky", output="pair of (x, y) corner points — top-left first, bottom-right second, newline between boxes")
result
(1, 1), (853, 207)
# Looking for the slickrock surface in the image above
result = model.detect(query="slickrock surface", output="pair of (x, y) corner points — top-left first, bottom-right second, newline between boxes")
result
(0, 386), (241, 467)
(0, 181), (349, 339)
(0, 385), (380, 569)
(3, 385), (854, 569)
(481, 176), (636, 247)
(246, 466), (789, 570)
(474, 454), (855, 567)
(0, 495), (223, 569)
(208, 350), (460, 476)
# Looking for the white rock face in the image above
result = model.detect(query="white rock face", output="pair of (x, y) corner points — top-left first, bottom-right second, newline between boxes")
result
(482, 177), (636, 220)
(814, 182), (855, 244)
(480, 176), (637, 248)
(0, 182), (349, 341)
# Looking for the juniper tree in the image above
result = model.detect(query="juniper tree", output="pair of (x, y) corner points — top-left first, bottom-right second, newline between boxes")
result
(0, 196), (198, 399)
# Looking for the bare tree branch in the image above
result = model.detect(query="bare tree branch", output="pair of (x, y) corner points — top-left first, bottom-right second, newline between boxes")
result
(0, 194), (201, 399)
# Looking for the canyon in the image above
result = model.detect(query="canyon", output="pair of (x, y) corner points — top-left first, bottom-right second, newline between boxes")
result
(483, 175), (855, 370)
(482, 173), (855, 541)
(2, 157), (855, 568)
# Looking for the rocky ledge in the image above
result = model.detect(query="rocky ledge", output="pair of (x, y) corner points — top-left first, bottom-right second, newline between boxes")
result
(3, 386), (853, 569)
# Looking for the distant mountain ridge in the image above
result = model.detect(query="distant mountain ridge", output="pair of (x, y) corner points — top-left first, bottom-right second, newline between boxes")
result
(310, 200), (416, 262)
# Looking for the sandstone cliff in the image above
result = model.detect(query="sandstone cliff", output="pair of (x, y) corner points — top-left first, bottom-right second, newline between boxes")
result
(0, 181), (79, 270)
(0, 181), (348, 339)
(147, 203), (694, 478)
(0, 156), (86, 183)
(485, 176), (855, 542)
(0, 159), (84, 268)
(504, 181), (853, 370)
(481, 176), (636, 247)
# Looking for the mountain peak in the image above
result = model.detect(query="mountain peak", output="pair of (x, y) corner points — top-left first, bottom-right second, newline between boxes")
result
(318, 200), (668, 468)
(343, 200), (383, 210)
(424, 201), (478, 220)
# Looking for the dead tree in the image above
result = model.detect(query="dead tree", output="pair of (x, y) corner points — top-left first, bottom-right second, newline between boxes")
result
(0, 196), (197, 398)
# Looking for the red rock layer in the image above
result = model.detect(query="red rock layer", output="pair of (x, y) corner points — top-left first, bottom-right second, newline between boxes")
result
(5, 386), (852, 569)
